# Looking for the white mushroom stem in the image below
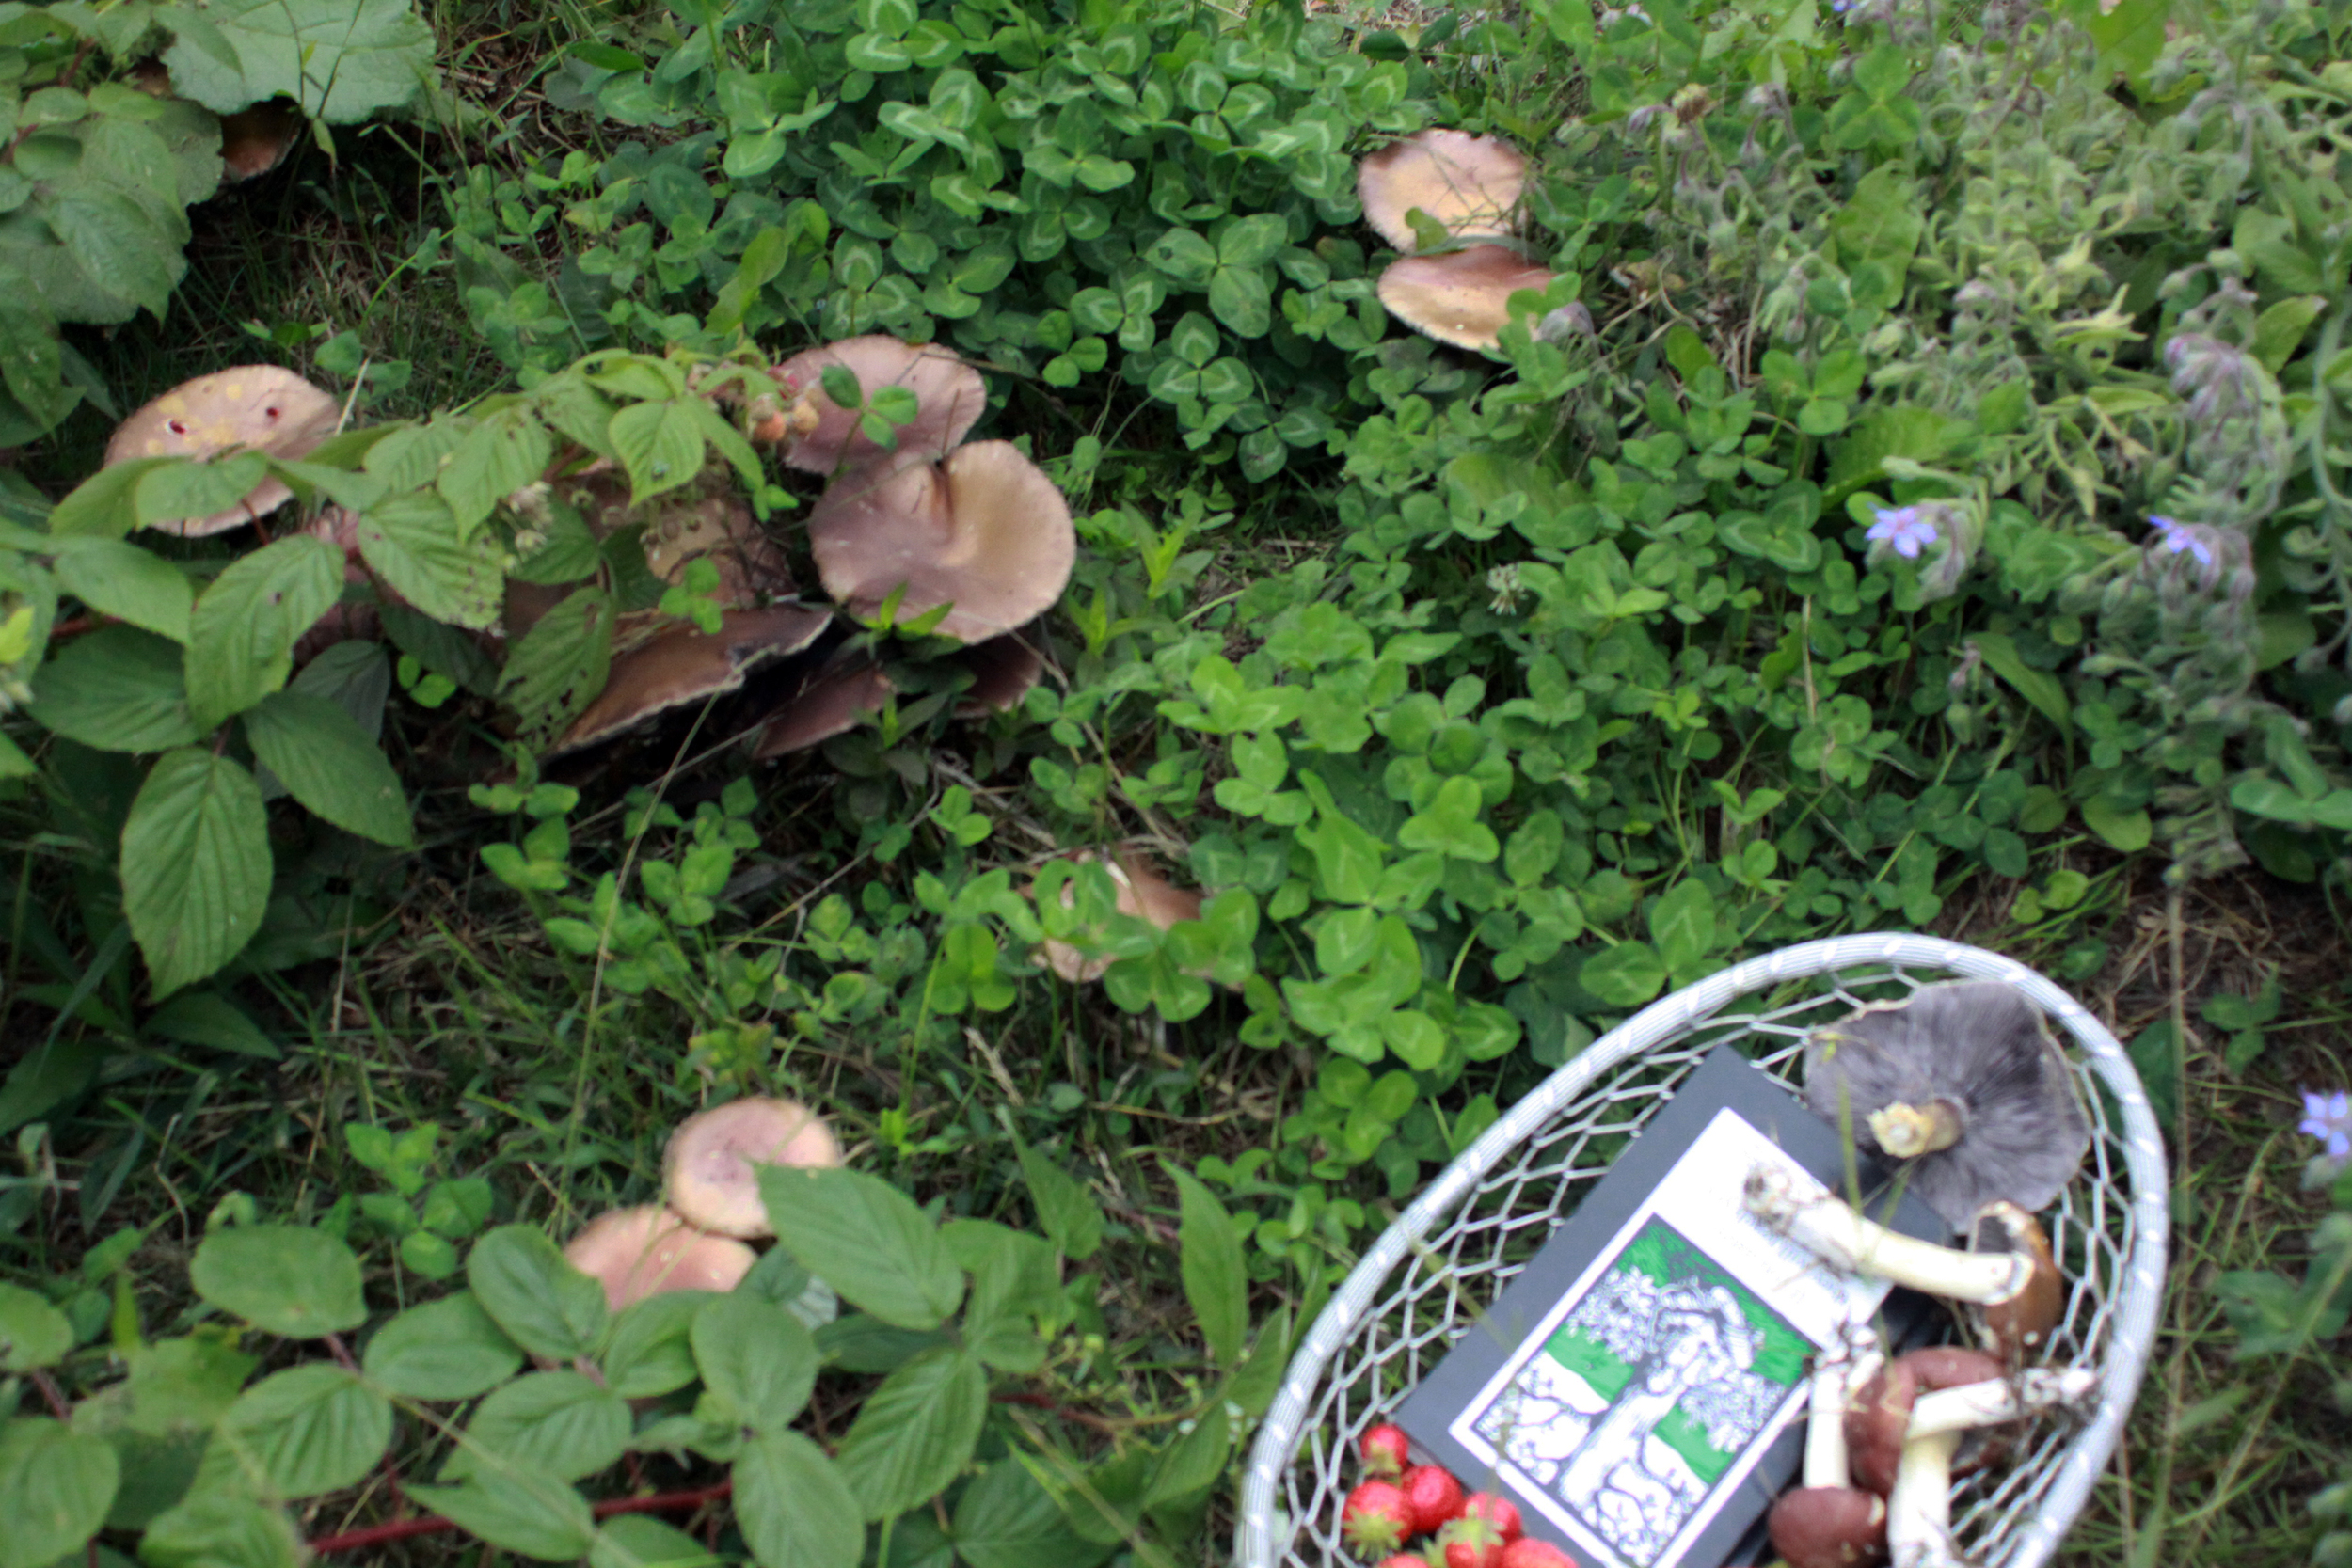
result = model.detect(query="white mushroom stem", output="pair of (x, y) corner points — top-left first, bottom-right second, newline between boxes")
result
(1905, 1370), (2099, 1437)
(1885, 1429), (1970, 1568)
(1804, 1337), (1884, 1490)
(1744, 1167), (2029, 1302)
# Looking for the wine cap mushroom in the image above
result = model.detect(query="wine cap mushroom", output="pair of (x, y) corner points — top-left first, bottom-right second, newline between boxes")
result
(752, 652), (894, 759)
(664, 1098), (843, 1239)
(219, 101), (303, 182)
(1802, 980), (2091, 1229)
(807, 439), (1075, 644)
(563, 1206), (756, 1311)
(1376, 246), (1561, 354)
(103, 366), (342, 535)
(774, 336), (988, 475)
(548, 604), (832, 756)
(1968, 1201), (2064, 1357)
(952, 626), (1046, 718)
(1357, 129), (1527, 250)
(1846, 1347), (2007, 1496)
(1034, 853), (1203, 983)
(1770, 1333), (1890, 1568)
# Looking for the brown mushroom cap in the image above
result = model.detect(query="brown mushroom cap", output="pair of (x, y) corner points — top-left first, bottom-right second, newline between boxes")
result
(1357, 129), (1527, 250)
(104, 366), (342, 536)
(548, 604), (831, 755)
(1034, 853), (1204, 983)
(774, 336), (988, 475)
(664, 1098), (844, 1239)
(563, 1206), (756, 1311)
(953, 627), (1046, 719)
(1847, 1348), (2006, 1496)
(1768, 1486), (1887, 1568)
(752, 654), (895, 760)
(1970, 1201), (2064, 1358)
(219, 101), (302, 182)
(1376, 247), (1560, 353)
(807, 439), (1075, 645)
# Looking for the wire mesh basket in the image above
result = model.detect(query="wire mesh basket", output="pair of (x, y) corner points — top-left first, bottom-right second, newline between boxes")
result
(1235, 933), (2169, 1568)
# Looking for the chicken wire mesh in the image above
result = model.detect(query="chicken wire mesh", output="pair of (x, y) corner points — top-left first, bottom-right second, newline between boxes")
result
(1235, 932), (2169, 1568)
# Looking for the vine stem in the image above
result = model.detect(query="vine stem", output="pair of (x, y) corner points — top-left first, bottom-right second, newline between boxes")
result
(306, 1479), (734, 1556)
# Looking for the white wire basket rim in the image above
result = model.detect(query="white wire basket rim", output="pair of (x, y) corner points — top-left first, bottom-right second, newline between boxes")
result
(1234, 931), (2169, 1568)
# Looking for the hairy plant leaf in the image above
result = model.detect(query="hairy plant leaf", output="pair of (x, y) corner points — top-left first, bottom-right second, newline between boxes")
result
(138, 1496), (304, 1568)
(357, 493), (504, 629)
(0, 1419), (118, 1568)
(362, 1292), (523, 1400)
(690, 1294), (817, 1433)
(952, 1459), (1110, 1568)
(732, 1430), (861, 1568)
(161, 0), (436, 120)
(755, 1166), (963, 1330)
(120, 748), (271, 995)
(206, 1366), (391, 1499)
(406, 1477), (597, 1562)
(443, 1371), (629, 1483)
(498, 586), (613, 749)
(466, 1226), (610, 1361)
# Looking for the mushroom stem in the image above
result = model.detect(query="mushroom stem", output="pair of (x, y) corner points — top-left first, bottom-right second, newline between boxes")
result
(1868, 1098), (1966, 1157)
(1804, 1335), (1884, 1490)
(1744, 1167), (2028, 1302)
(1884, 1429), (1970, 1568)
(1905, 1370), (2099, 1437)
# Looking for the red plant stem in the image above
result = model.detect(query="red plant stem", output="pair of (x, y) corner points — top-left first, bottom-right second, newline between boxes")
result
(306, 1480), (735, 1556)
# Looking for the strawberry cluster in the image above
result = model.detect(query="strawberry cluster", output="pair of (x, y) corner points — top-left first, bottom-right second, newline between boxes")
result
(1338, 1423), (1581, 1568)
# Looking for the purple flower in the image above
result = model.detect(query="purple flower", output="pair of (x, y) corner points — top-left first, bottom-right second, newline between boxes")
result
(2148, 514), (2216, 568)
(1867, 505), (1939, 560)
(2301, 1089), (2352, 1162)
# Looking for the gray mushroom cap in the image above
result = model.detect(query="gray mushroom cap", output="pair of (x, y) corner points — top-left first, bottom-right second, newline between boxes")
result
(1801, 980), (2090, 1230)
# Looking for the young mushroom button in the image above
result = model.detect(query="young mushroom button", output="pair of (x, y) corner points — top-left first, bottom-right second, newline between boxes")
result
(1800, 981), (2091, 1229)
(663, 1098), (844, 1239)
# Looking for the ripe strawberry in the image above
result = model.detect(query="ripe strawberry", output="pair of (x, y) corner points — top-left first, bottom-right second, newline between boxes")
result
(1462, 1493), (1524, 1543)
(1342, 1480), (1414, 1556)
(1438, 1521), (1504, 1568)
(1376, 1558), (1435, 1568)
(1401, 1464), (1466, 1534)
(1359, 1421), (1412, 1479)
(1500, 1539), (1579, 1568)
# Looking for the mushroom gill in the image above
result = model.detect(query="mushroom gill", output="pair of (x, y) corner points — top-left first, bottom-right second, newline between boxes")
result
(103, 365), (342, 536)
(953, 626), (1047, 718)
(774, 336), (989, 476)
(1375, 245), (1561, 354)
(807, 439), (1074, 645)
(1357, 129), (1527, 250)
(548, 604), (832, 756)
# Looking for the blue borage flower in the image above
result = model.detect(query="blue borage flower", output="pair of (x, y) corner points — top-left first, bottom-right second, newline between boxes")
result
(1867, 505), (1939, 560)
(2147, 514), (2216, 568)
(2301, 1089), (2352, 1162)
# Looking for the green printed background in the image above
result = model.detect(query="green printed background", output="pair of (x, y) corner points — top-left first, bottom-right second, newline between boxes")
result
(1544, 1220), (1811, 1486)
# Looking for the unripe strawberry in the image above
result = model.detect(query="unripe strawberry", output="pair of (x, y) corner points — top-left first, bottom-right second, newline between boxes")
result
(1359, 1421), (1411, 1478)
(1342, 1480), (1414, 1556)
(1401, 1464), (1467, 1534)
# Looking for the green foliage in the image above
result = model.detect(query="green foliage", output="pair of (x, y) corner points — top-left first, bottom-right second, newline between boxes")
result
(0, 1142), (1247, 1568)
(0, 0), (437, 442)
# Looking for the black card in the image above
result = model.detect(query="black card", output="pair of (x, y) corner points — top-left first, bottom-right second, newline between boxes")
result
(1392, 1045), (1947, 1568)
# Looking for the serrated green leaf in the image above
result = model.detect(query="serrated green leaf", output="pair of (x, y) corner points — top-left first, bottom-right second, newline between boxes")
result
(1167, 1164), (1245, 1365)
(0, 1283), (72, 1370)
(405, 1477), (596, 1562)
(240, 690), (413, 847)
(831, 1346), (987, 1521)
(466, 1226), (610, 1361)
(188, 1225), (365, 1338)
(498, 586), (613, 749)
(207, 1366), (390, 1499)
(598, 1291), (707, 1400)
(356, 493), (504, 630)
(361, 1292), (522, 1400)
(755, 1166), (964, 1330)
(437, 412), (551, 534)
(51, 541), (195, 642)
(444, 1371), (629, 1483)
(160, 0), (435, 120)
(120, 748), (271, 995)
(951, 1459), (1110, 1568)
(1011, 1140), (1103, 1261)
(732, 1430), (861, 1568)
(26, 626), (199, 752)
(183, 535), (342, 730)
(607, 400), (706, 506)
(690, 1293), (818, 1433)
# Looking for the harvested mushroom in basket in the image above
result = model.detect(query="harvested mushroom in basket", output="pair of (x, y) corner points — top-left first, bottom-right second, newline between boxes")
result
(1799, 981), (2090, 1230)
